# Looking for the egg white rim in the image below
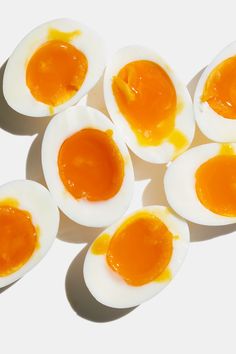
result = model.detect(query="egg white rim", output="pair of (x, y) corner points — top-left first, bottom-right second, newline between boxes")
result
(3, 18), (106, 117)
(104, 45), (195, 164)
(0, 179), (60, 288)
(41, 105), (134, 227)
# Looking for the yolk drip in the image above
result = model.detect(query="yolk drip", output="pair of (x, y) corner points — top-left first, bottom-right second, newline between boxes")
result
(26, 39), (88, 106)
(106, 212), (173, 286)
(58, 128), (124, 201)
(0, 204), (38, 276)
(202, 56), (236, 118)
(112, 60), (177, 146)
(195, 151), (236, 216)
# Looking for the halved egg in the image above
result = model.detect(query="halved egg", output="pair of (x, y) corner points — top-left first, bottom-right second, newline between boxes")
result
(194, 42), (236, 142)
(164, 143), (236, 225)
(42, 106), (134, 227)
(104, 46), (195, 163)
(84, 206), (189, 308)
(0, 180), (59, 288)
(3, 18), (105, 117)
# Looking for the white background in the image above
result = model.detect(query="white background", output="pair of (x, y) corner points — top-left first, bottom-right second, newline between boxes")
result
(1, 0), (236, 353)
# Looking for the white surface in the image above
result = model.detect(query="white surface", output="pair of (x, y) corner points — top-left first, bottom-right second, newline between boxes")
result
(0, 0), (236, 353)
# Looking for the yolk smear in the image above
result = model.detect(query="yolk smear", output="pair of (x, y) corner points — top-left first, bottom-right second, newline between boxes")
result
(195, 154), (236, 216)
(26, 39), (88, 107)
(91, 234), (111, 255)
(154, 268), (172, 283)
(58, 128), (124, 201)
(47, 28), (81, 42)
(112, 60), (177, 146)
(219, 143), (234, 155)
(106, 211), (173, 286)
(202, 56), (236, 118)
(173, 235), (180, 240)
(0, 198), (20, 208)
(168, 129), (189, 159)
(0, 204), (38, 276)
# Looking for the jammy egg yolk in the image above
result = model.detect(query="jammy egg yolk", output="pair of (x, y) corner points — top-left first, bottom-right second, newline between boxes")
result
(195, 154), (236, 216)
(106, 212), (173, 286)
(26, 39), (88, 107)
(58, 128), (124, 201)
(202, 56), (236, 118)
(112, 60), (177, 146)
(0, 203), (37, 276)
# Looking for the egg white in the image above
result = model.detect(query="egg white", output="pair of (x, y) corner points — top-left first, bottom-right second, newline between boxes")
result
(3, 18), (106, 117)
(164, 143), (236, 225)
(41, 106), (134, 227)
(0, 180), (60, 288)
(83, 205), (189, 309)
(194, 41), (236, 142)
(103, 45), (195, 163)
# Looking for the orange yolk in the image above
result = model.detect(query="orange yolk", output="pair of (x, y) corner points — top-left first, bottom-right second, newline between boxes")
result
(26, 39), (88, 106)
(112, 60), (177, 146)
(195, 154), (236, 216)
(202, 56), (236, 118)
(106, 212), (173, 286)
(0, 204), (38, 276)
(58, 128), (124, 201)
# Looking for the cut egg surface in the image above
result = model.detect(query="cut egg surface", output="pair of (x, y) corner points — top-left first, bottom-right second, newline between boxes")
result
(194, 42), (236, 142)
(0, 180), (59, 288)
(104, 46), (195, 163)
(3, 18), (105, 117)
(84, 206), (189, 308)
(42, 106), (134, 227)
(164, 143), (236, 225)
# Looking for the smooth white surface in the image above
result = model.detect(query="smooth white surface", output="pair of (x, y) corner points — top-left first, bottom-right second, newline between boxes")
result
(0, 1), (236, 353)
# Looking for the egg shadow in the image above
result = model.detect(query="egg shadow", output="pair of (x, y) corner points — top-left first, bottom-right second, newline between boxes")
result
(86, 73), (110, 117)
(65, 244), (136, 323)
(0, 281), (17, 295)
(0, 60), (50, 136)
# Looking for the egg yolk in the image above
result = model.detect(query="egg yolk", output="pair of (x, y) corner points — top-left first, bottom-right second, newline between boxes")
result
(58, 128), (124, 201)
(26, 39), (88, 106)
(112, 60), (177, 146)
(106, 212), (173, 286)
(0, 204), (38, 276)
(195, 154), (236, 216)
(202, 56), (236, 118)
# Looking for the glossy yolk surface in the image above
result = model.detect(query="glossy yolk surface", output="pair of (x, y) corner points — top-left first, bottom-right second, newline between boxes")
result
(106, 212), (173, 286)
(26, 39), (88, 106)
(0, 205), (37, 276)
(58, 128), (124, 201)
(195, 154), (236, 216)
(202, 56), (236, 118)
(112, 60), (177, 146)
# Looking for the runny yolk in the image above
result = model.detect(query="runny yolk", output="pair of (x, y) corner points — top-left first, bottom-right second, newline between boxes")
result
(26, 39), (88, 107)
(0, 204), (38, 276)
(202, 56), (236, 118)
(195, 151), (236, 216)
(112, 60), (177, 146)
(106, 212), (173, 286)
(58, 128), (124, 201)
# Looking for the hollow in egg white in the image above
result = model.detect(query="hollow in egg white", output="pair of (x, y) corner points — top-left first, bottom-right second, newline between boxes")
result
(104, 45), (195, 163)
(84, 206), (189, 308)
(3, 18), (105, 117)
(41, 106), (134, 227)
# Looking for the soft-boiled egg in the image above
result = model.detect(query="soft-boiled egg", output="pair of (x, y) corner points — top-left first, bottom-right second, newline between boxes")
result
(104, 45), (195, 163)
(42, 106), (134, 227)
(0, 180), (59, 288)
(194, 42), (236, 142)
(3, 18), (105, 117)
(164, 143), (236, 225)
(84, 206), (189, 308)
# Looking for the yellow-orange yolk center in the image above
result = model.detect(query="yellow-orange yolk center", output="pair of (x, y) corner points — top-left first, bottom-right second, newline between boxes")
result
(106, 212), (173, 286)
(195, 154), (236, 216)
(202, 56), (236, 118)
(58, 128), (124, 201)
(0, 204), (38, 276)
(112, 60), (177, 146)
(26, 39), (88, 107)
